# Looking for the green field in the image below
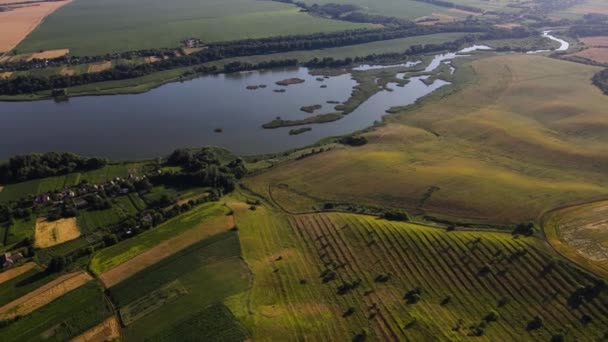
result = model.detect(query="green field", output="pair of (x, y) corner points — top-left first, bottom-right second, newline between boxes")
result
(228, 201), (608, 340)
(89, 202), (228, 274)
(299, 0), (469, 20)
(0, 281), (112, 342)
(107, 231), (251, 340)
(0, 266), (59, 307)
(16, 0), (373, 56)
(246, 54), (608, 224)
(0, 164), (138, 204)
(77, 195), (142, 234)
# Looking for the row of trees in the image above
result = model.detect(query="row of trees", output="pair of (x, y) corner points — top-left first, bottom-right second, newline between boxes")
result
(0, 152), (107, 183)
(592, 69), (608, 95)
(0, 23), (536, 95)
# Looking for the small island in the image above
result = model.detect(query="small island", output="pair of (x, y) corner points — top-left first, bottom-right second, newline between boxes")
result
(246, 85), (259, 90)
(276, 78), (305, 86)
(273, 89), (286, 93)
(327, 100), (340, 104)
(262, 112), (343, 129)
(300, 104), (322, 113)
(214, 128), (223, 133)
(289, 127), (312, 135)
(320, 85), (328, 88)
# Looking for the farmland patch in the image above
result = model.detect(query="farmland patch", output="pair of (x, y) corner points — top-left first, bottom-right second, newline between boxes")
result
(0, 271), (92, 319)
(119, 280), (188, 325)
(70, 316), (120, 342)
(566, 47), (608, 64)
(34, 217), (81, 248)
(87, 61), (112, 73)
(0, 262), (36, 285)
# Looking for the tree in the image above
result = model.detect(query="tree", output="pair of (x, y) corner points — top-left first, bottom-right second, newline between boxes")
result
(527, 315), (543, 330)
(47, 256), (66, 273)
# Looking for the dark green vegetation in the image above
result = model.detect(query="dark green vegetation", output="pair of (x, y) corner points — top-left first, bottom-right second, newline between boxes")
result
(593, 68), (608, 94)
(0, 265), (58, 306)
(0, 152), (106, 184)
(108, 231), (251, 340)
(0, 282), (111, 342)
(289, 127), (313, 135)
(263, 112), (343, 128)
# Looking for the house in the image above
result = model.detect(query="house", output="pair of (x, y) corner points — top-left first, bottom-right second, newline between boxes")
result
(1, 252), (24, 269)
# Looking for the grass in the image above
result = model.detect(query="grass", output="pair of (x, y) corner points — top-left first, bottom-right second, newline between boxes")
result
(89, 202), (228, 275)
(16, 0), (373, 56)
(3, 218), (35, 248)
(228, 200), (608, 340)
(245, 54), (608, 224)
(107, 231), (250, 340)
(0, 281), (112, 342)
(299, 0), (472, 20)
(0, 163), (139, 204)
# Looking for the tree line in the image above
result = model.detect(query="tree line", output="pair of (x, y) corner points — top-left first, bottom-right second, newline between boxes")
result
(0, 23), (535, 95)
(0, 152), (107, 184)
(592, 69), (608, 95)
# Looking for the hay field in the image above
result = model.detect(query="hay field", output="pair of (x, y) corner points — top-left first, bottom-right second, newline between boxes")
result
(566, 48), (608, 64)
(0, 271), (92, 319)
(27, 48), (69, 60)
(229, 203), (608, 340)
(580, 36), (608, 47)
(0, 262), (36, 285)
(544, 200), (608, 279)
(246, 54), (608, 224)
(87, 61), (112, 73)
(0, 0), (71, 53)
(16, 0), (373, 56)
(70, 316), (120, 342)
(34, 217), (81, 248)
(98, 213), (234, 288)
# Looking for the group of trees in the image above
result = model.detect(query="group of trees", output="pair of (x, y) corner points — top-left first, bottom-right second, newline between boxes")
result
(592, 69), (608, 95)
(0, 152), (107, 183)
(153, 148), (247, 194)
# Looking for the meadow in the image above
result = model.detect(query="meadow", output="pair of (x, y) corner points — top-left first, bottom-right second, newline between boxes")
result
(89, 202), (228, 274)
(77, 195), (142, 234)
(16, 0), (373, 56)
(299, 0), (468, 20)
(108, 231), (251, 340)
(245, 54), (608, 224)
(228, 200), (608, 340)
(0, 281), (112, 342)
(0, 265), (59, 307)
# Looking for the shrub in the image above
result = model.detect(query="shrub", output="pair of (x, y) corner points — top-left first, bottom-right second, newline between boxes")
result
(383, 210), (409, 222)
(339, 136), (368, 146)
(484, 310), (499, 322)
(527, 315), (543, 330)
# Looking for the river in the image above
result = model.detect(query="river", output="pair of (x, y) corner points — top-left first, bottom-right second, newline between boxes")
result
(0, 45), (499, 159)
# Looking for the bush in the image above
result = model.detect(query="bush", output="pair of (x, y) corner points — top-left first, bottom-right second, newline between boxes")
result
(383, 210), (409, 222)
(484, 310), (499, 322)
(405, 288), (422, 304)
(527, 315), (543, 330)
(339, 135), (368, 146)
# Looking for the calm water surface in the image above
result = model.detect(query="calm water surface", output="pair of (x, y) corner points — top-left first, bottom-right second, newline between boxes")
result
(0, 66), (449, 159)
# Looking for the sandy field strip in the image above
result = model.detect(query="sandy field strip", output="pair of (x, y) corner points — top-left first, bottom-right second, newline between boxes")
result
(27, 48), (69, 60)
(0, 271), (92, 319)
(98, 215), (234, 288)
(0, 0), (72, 52)
(35, 217), (81, 248)
(0, 72), (14, 79)
(87, 61), (112, 73)
(70, 316), (120, 342)
(567, 47), (608, 64)
(0, 262), (37, 285)
(580, 36), (608, 48)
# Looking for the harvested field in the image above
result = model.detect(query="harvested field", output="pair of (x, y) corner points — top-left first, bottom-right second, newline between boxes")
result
(0, 271), (92, 319)
(27, 48), (69, 60)
(0, 262), (36, 285)
(566, 48), (608, 64)
(0, 0), (72, 52)
(544, 200), (608, 278)
(145, 56), (161, 63)
(59, 67), (75, 76)
(70, 316), (120, 342)
(495, 23), (521, 29)
(87, 61), (112, 73)
(182, 47), (203, 55)
(580, 36), (608, 47)
(0, 72), (12, 79)
(35, 217), (81, 248)
(98, 214), (234, 287)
